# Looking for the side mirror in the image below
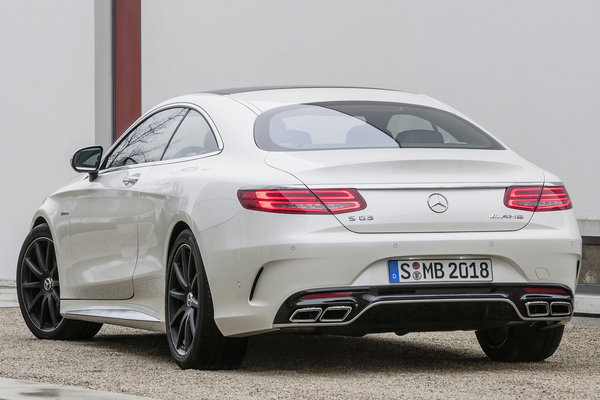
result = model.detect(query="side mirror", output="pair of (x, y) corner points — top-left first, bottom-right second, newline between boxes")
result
(71, 146), (103, 181)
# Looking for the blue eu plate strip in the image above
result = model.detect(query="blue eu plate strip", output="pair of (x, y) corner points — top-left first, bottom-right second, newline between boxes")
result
(388, 260), (399, 283)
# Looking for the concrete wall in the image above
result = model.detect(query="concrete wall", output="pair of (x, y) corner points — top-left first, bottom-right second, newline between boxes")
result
(141, 0), (600, 230)
(0, 1), (107, 280)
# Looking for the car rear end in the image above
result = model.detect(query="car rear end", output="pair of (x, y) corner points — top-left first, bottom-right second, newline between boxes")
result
(209, 94), (581, 345)
(236, 160), (580, 336)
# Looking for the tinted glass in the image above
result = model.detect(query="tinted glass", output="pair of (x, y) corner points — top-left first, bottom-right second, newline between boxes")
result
(162, 110), (219, 160)
(254, 102), (503, 151)
(104, 108), (187, 168)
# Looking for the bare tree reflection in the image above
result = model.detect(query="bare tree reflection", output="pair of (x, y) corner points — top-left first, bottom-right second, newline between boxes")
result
(106, 108), (188, 168)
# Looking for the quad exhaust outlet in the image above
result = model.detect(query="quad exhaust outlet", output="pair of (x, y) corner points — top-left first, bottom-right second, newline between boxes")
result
(550, 301), (572, 316)
(525, 301), (572, 318)
(320, 306), (352, 322)
(289, 307), (322, 322)
(289, 306), (353, 323)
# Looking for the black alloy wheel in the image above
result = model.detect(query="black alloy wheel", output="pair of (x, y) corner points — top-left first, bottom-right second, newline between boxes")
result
(20, 235), (62, 331)
(17, 223), (102, 340)
(167, 242), (199, 356)
(165, 229), (248, 370)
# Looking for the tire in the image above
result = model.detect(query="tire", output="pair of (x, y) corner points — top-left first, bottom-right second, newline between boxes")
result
(476, 322), (564, 362)
(165, 229), (248, 370)
(17, 223), (103, 340)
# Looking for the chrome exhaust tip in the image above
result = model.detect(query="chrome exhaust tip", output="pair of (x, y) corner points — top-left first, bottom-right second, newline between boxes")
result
(320, 306), (352, 322)
(289, 307), (322, 322)
(550, 301), (572, 316)
(525, 301), (550, 317)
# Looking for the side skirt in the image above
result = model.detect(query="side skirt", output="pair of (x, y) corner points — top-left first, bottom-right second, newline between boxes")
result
(63, 307), (165, 332)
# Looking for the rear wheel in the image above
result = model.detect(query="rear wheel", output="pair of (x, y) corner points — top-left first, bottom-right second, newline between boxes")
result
(165, 229), (248, 370)
(17, 223), (102, 340)
(476, 322), (564, 362)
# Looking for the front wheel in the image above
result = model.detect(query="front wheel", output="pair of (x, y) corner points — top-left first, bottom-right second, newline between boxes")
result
(17, 223), (103, 340)
(476, 322), (564, 362)
(165, 229), (248, 370)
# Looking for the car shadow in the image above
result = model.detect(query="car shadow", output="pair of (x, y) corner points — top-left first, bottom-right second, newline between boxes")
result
(242, 332), (488, 372)
(86, 329), (486, 372)
(84, 329), (566, 373)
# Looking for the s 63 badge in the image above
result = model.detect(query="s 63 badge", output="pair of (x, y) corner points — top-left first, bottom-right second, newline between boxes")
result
(349, 215), (374, 222)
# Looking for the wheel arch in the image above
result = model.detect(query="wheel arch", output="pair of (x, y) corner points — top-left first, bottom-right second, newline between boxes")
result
(29, 213), (57, 253)
(164, 219), (214, 300)
(29, 208), (54, 235)
(29, 213), (57, 249)
(32, 216), (48, 229)
(167, 221), (192, 265)
(165, 218), (210, 271)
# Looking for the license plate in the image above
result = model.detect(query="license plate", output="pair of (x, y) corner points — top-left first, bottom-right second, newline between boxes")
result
(388, 259), (493, 283)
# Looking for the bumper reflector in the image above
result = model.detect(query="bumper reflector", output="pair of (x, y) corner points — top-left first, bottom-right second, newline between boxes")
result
(300, 291), (353, 300)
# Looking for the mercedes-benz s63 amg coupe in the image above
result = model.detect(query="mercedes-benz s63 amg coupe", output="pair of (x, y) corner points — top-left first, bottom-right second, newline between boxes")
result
(17, 87), (581, 369)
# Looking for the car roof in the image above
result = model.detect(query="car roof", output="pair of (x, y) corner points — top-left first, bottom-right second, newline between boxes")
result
(206, 85), (402, 95)
(200, 86), (455, 114)
(149, 86), (499, 152)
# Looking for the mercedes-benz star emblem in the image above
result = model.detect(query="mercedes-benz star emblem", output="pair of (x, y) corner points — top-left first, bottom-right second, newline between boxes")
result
(427, 193), (449, 213)
(43, 277), (54, 291)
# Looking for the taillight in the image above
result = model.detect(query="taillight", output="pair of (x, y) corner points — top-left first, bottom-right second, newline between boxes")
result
(237, 188), (366, 214)
(504, 185), (572, 212)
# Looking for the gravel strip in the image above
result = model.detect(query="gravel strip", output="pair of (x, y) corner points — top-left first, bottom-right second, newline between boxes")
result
(0, 308), (598, 399)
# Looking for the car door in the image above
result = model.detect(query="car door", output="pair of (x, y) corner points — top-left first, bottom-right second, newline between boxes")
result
(63, 107), (187, 300)
(133, 108), (221, 281)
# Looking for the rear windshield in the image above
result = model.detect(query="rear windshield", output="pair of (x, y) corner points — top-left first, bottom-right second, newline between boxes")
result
(254, 101), (504, 151)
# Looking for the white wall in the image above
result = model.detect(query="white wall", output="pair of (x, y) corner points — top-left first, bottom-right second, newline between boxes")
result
(2, 1), (596, 281)
(0, 1), (98, 280)
(141, 0), (600, 227)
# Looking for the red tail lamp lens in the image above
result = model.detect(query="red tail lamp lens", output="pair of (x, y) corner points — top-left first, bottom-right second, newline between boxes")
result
(504, 186), (572, 212)
(300, 291), (353, 300)
(237, 189), (366, 214)
(524, 287), (568, 294)
(536, 186), (572, 211)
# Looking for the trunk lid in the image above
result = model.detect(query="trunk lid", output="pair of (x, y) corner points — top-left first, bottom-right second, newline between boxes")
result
(264, 149), (544, 233)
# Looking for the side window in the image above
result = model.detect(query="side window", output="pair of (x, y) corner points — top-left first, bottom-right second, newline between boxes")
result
(104, 108), (187, 169)
(162, 110), (219, 161)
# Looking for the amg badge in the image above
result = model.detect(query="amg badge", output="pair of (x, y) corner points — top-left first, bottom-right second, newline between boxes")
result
(489, 214), (524, 220)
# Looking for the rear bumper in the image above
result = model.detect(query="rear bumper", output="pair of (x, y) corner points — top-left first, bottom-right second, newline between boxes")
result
(199, 209), (581, 337)
(273, 284), (574, 335)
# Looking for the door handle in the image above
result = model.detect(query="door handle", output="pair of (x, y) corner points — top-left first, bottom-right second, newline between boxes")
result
(122, 174), (140, 187)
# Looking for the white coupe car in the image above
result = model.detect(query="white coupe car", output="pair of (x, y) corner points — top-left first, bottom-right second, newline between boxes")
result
(17, 87), (581, 369)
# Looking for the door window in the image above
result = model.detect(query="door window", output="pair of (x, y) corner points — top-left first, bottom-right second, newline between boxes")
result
(104, 108), (187, 169)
